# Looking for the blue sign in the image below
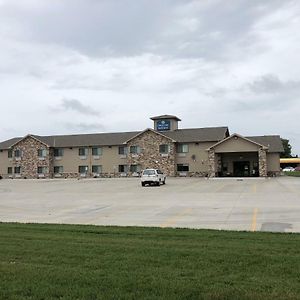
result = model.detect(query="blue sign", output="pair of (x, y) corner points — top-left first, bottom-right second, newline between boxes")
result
(157, 120), (170, 131)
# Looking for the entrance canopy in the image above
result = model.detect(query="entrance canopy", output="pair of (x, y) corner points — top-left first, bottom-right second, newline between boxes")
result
(207, 134), (268, 177)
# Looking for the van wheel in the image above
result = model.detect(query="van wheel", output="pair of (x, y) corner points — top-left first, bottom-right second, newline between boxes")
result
(162, 179), (166, 185)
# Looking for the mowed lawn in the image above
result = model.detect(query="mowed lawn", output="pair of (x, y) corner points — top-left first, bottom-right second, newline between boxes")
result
(1, 224), (300, 300)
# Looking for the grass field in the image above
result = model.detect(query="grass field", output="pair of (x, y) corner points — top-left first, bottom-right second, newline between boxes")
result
(284, 171), (300, 177)
(1, 223), (300, 300)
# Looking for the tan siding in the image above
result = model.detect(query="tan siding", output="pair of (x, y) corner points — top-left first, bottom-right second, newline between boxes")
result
(175, 142), (215, 173)
(214, 137), (260, 153)
(267, 153), (280, 172)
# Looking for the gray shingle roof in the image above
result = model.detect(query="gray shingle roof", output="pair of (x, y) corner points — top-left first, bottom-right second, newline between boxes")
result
(164, 127), (229, 143)
(0, 127), (228, 149)
(246, 135), (284, 153)
(0, 129), (282, 153)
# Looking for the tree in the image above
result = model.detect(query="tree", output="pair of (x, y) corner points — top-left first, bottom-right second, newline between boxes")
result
(281, 139), (292, 158)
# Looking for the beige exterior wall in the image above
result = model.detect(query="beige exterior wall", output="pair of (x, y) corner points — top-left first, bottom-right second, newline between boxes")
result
(175, 142), (215, 175)
(53, 145), (129, 177)
(0, 150), (12, 176)
(267, 153), (280, 173)
(214, 137), (260, 153)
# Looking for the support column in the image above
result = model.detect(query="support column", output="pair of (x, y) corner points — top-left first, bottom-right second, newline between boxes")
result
(208, 149), (216, 177)
(258, 148), (267, 177)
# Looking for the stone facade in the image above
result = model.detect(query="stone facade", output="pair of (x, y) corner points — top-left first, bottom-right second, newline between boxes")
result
(11, 136), (50, 179)
(208, 149), (216, 177)
(258, 148), (267, 177)
(127, 130), (176, 176)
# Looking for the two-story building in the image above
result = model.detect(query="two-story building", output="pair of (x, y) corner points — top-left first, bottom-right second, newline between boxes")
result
(0, 115), (283, 179)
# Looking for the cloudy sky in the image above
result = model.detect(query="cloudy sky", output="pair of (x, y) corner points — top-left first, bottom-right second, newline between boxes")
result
(0, 0), (299, 154)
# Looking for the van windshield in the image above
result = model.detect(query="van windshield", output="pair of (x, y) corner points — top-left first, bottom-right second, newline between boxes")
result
(143, 170), (156, 175)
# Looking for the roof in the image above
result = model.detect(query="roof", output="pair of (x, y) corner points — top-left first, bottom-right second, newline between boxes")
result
(164, 127), (229, 143)
(246, 135), (284, 153)
(124, 128), (176, 144)
(150, 114), (181, 121)
(0, 127), (228, 149)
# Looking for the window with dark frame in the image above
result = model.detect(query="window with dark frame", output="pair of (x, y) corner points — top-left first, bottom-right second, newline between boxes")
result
(54, 166), (63, 174)
(78, 165), (88, 174)
(92, 165), (102, 173)
(159, 144), (169, 154)
(54, 148), (64, 157)
(14, 166), (21, 174)
(118, 146), (128, 155)
(79, 148), (88, 156)
(130, 146), (141, 154)
(177, 144), (189, 153)
(177, 164), (189, 172)
(92, 147), (102, 156)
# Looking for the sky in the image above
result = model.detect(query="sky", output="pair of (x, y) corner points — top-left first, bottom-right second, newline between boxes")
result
(0, 0), (299, 155)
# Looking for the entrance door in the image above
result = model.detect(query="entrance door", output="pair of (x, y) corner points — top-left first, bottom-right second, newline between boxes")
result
(233, 161), (250, 177)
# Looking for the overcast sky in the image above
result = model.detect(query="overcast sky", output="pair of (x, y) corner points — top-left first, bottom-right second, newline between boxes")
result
(0, 0), (299, 154)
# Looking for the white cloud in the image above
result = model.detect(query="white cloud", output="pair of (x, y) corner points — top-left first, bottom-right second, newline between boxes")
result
(0, 0), (299, 154)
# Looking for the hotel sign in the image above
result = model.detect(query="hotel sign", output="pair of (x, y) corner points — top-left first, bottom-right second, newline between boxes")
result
(157, 120), (170, 131)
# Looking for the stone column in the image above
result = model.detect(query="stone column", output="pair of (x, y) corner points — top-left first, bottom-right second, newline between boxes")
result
(258, 148), (267, 177)
(208, 149), (216, 177)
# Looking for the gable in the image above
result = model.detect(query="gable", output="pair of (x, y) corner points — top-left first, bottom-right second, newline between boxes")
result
(212, 134), (265, 153)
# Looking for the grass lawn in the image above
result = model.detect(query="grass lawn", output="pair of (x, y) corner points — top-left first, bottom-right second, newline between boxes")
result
(1, 223), (300, 300)
(284, 171), (300, 177)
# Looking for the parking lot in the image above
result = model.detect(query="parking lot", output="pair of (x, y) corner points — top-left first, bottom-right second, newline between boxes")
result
(0, 177), (300, 232)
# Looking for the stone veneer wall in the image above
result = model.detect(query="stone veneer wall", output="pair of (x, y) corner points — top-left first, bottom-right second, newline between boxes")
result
(258, 148), (267, 177)
(127, 130), (176, 176)
(12, 136), (50, 179)
(208, 149), (216, 177)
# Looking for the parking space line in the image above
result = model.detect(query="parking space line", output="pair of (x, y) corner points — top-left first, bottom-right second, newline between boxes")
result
(253, 184), (257, 193)
(251, 208), (258, 232)
(160, 208), (192, 228)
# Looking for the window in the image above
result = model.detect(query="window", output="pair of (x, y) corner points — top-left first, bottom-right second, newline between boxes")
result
(14, 149), (21, 158)
(14, 166), (21, 174)
(38, 149), (47, 157)
(177, 144), (189, 153)
(54, 166), (64, 174)
(8, 150), (12, 158)
(78, 165), (88, 174)
(118, 146), (127, 155)
(92, 165), (102, 174)
(130, 164), (142, 173)
(92, 147), (102, 156)
(54, 148), (64, 157)
(79, 148), (88, 156)
(130, 146), (141, 154)
(159, 144), (169, 154)
(37, 166), (47, 174)
(119, 165), (128, 173)
(7, 167), (12, 174)
(177, 164), (189, 172)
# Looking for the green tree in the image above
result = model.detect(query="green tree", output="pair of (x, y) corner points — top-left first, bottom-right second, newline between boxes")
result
(281, 139), (292, 158)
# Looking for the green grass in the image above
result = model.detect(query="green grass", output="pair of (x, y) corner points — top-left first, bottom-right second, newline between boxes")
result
(1, 223), (300, 300)
(284, 171), (300, 177)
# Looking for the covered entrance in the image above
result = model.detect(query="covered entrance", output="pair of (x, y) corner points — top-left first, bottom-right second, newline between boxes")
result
(233, 161), (250, 177)
(220, 152), (259, 177)
(208, 134), (268, 177)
